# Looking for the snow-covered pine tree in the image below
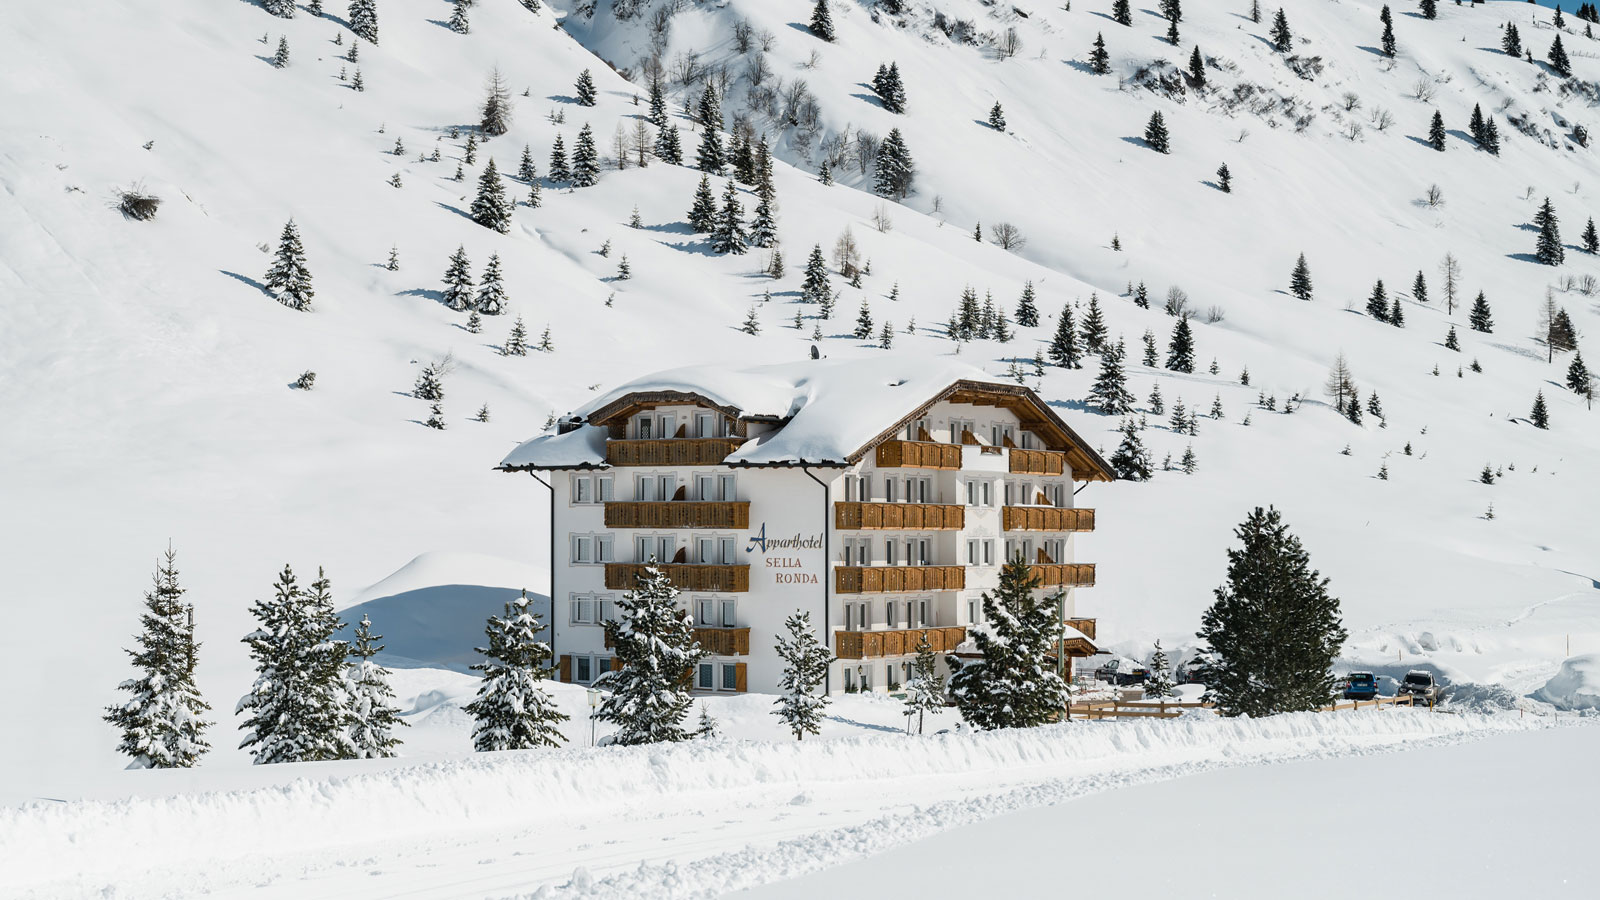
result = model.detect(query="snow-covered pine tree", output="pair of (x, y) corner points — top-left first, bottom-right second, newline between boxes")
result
(503, 315), (528, 356)
(853, 298), (874, 340)
(104, 545), (212, 769)
(657, 124), (684, 165)
(345, 615), (405, 758)
(1145, 639), (1175, 699)
(547, 134), (570, 183)
(449, 0), (470, 34)
(1365, 279), (1389, 320)
(710, 179), (748, 254)
(1216, 162), (1231, 192)
(1567, 351), (1592, 394)
(470, 158), (512, 233)
(467, 310), (482, 334)
(647, 71), (668, 130)
(1110, 418), (1153, 481)
(1089, 33), (1111, 75)
(1504, 22), (1523, 57)
(1531, 390), (1550, 429)
(1015, 281), (1039, 327)
(749, 172), (778, 248)
(1048, 304), (1081, 368)
(475, 254), (508, 315)
(597, 562), (704, 745)
(1081, 293), (1109, 353)
(1088, 344), (1135, 414)
(1181, 443), (1198, 474)
(901, 633), (944, 735)
(1143, 111), (1170, 153)
(1445, 325), (1460, 350)
(947, 558), (1067, 729)
(988, 101), (1006, 130)
(696, 704), (719, 739)
(772, 610), (832, 740)
(480, 68), (513, 136)
(1141, 330), (1160, 368)
(873, 128), (915, 199)
(1412, 270), (1428, 304)
(1584, 218), (1600, 254)
(1113, 0), (1132, 27)
(1271, 8), (1293, 52)
(801, 244), (831, 303)
(263, 0), (295, 18)
(264, 219), (314, 311)
(413, 361), (444, 401)
(571, 123), (600, 187)
(237, 566), (353, 764)
(348, 0), (379, 44)
(441, 245), (475, 311)
(1535, 197), (1565, 265)
(687, 174), (718, 233)
(1197, 507), (1346, 717)
(464, 591), (567, 751)
(1165, 316), (1195, 372)
(696, 123), (725, 174)
(1188, 46), (1206, 87)
(1550, 35), (1572, 78)
(1428, 110), (1446, 151)
(1469, 291), (1494, 333)
(1389, 294), (1405, 327)
(741, 306), (760, 335)
(574, 68), (597, 106)
(1288, 253), (1313, 300)
(1379, 5), (1396, 58)
(809, 0), (835, 42)
(272, 36), (291, 68)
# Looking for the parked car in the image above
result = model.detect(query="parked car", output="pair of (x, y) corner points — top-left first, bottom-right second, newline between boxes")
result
(1094, 657), (1150, 686)
(1178, 657), (1212, 685)
(1397, 670), (1442, 706)
(1342, 672), (1378, 701)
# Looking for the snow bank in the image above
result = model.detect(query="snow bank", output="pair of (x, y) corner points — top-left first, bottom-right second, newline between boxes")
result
(1533, 654), (1600, 710)
(0, 711), (1541, 893)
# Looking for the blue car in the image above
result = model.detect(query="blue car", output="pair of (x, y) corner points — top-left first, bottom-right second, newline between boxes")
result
(1343, 672), (1378, 700)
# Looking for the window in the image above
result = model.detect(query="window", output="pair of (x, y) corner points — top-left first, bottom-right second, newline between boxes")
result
(885, 540), (897, 566)
(843, 537), (872, 566)
(966, 540), (978, 566)
(885, 478), (898, 503)
(572, 474), (613, 504)
(991, 424), (1015, 447)
(1020, 431), (1037, 450)
(721, 664), (739, 691)
(1003, 481), (1014, 506)
(844, 668), (855, 691)
(981, 481), (992, 507)
(858, 601), (872, 629)
(694, 412), (721, 438)
(1051, 484), (1065, 507)
(950, 418), (975, 444)
(637, 534), (675, 563)
(698, 663), (714, 690)
(886, 601), (898, 629)
(571, 594), (615, 625)
(982, 540), (994, 566)
(966, 481), (977, 506)
(905, 417), (931, 441)
(695, 473), (736, 501)
(572, 596), (595, 625)
(571, 534), (614, 564)
(844, 604), (854, 631)
(575, 656), (593, 683)
(968, 599), (980, 624)
(916, 599), (930, 627)
(636, 416), (653, 440)
(693, 597), (735, 627)
(845, 473), (871, 502)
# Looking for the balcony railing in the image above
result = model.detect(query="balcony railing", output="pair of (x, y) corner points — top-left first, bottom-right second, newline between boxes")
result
(834, 501), (964, 531)
(1063, 617), (1097, 640)
(1001, 506), (1096, 532)
(1029, 563), (1096, 588)
(835, 626), (967, 660)
(1008, 448), (1067, 476)
(875, 440), (962, 470)
(835, 565), (965, 594)
(604, 501), (750, 529)
(606, 437), (745, 467)
(694, 627), (751, 656)
(604, 563), (750, 592)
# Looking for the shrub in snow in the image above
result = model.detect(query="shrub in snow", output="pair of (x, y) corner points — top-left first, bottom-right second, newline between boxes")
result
(116, 184), (162, 221)
(103, 546), (212, 768)
(597, 561), (703, 745)
(293, 370), (316, 390)
(948, 558), (1068, 729)
(465, 591), (567, 750)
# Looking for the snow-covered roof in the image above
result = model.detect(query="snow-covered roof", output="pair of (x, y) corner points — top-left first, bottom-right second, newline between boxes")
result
(498, 356), (1113, 475)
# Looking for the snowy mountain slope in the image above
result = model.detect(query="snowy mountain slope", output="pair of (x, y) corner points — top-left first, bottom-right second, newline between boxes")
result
(2, 0), (1599, 791)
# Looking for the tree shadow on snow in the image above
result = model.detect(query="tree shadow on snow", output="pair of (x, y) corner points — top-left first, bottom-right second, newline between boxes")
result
(425, 19), (457, 32)
(398, 287), (447, 304)
(1119, 135), (1156, 150)
(825, 715), (907, 735)
(851, 92), (887, 109)
(1354, 46), (1392, 58)
(1064, 59), (1101, 75)
(1404, 135), (1437, 150)
(641, 221), (695, 235)
(432, 200), (477, 224)
(219, 270), (268, 293)
(546, 95), (582, 105)
(661, 238), (727, 258)
(1506, 253), (1545, 265)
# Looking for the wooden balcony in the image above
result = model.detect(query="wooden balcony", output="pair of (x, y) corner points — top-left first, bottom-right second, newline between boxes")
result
(835, 626), (967, 660)
(875, 440), (962, 470)
(835, 565), (965, 594)
(1009, 448), (1068, 476)
(605, 437), (745, 467)
(1063, 617), (1097, 640)
(604, 501), (750, 529)
(1029, 564), (1096, 588)
(694, 627), (751, 656)
(834, 501), (964, 531)
(1001, 506), (1096, 532)
(604, 563), (750, 592)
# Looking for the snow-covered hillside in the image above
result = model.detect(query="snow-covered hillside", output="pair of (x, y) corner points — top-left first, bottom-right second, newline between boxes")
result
(3, 0), (1599, 792)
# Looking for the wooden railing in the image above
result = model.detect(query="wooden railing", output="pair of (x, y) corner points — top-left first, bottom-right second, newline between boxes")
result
(835, 626), (967, 660)
(1063, 617), (1098, 640)
(606, 437), (745, 467)
(1008, 448), (1067, 476)
(694, 627), (751, 656)
(604, 563), (750, 592)
(875, 440), (962, 470)
(604, 501), (750, 529)
(1029, 564), (1096, 588)
(835, 566), (965, 594)
(834, 501), (964, 531)
(1001, 506), (1096, 532)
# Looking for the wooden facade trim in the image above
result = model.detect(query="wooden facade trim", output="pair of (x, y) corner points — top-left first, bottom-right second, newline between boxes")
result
(694, 626), (751, 656)
(1028, 563), (1097, 588)
(605, 437), (746, 467)
(1000, 506), (1096, 532)
(1063, 617), (1098, 641)
(834, 565), (966, 594)
(834, 626), (967, 660)
(834, 501), (965, 531)
(604, 501), (751, 529)
(604, 563), (751, 593)
(874, 440), (962, 470)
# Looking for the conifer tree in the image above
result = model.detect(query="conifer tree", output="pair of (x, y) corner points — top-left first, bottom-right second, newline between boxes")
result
(467, 310), (482, 334)
(345, 615), (405, 758)
(1144, 111), (1171, 153)
(809, 0), (835, 42)
(988, 102), (1006, 130)
(1090, 33), (1111, 75)
(1380, 5), (1396, 58)
(351, 67), (364, 91)
(470, 158), (513, 232)
(773, 611), (832, 740)
(1142, 330), (1160, 368)
(464, 591), (567, 751)
(1148, 382), (1165, 414)
(801, 244), (831, 304)
(1504, 22), (1523, 57)
(517, 145), (537, 184)
(902, 634), (944, 735)
(1217, 162), (1232, 192)
(741, 306), (760, 335)
(264, 219), (314, 311)
(1081, 293), (1109, 353)
(1469, 104), (1486, 144)
(475, 254), (508, 315)
(1181, 443), (1198, 474)
(947, 559), (1068, 729)
(264, 0), (295, 18)
(1016, 281), (1039, 326)
(1166, 316), (1195, 373)
(854, 298), (874, 340)
(1390, 295), (1405, 327)
(1531, 390), (1550, 429)
(574, 68), (597, 106)
(387, 244), (400, 271)
(1271, 8), (1293, 53)
(424, 400), (445, 429)
(348, 0), (379, 44)
(1428, 110), (1446, 151)
(695, 126), (725, 177)
(1470, 290), (1493, 333)
(1412, 270), (1428, 304)
(104, 546), (212, 769)
(1089, 341), (1135, 414)
(1568, 351), (1592, 394)
(1290, 253), (1313, 300)
(1049, 304), (1082, 368)
(1113, 0), (1133, 26)
(874, 128), (916, 199)
(1110, 418), (1153, 480)
(1445, 325), (1460, 351)
(1584, 218), (1599, 254)
(879, 319), (894, 348)
(1196, 507), (1346, 717)
(481, 68), (512, 136)
(449, 0), (470, 33)
(1481, 117), (1501, 155)
(749, 151), (779, 248)
(696, 704), (719, 739)
(548, 134), (569, 183)
(570, 124), (600, 187)
(657, 124), (684, 165)
(1535, 197), (1565, 265)
(1366, 279), (1390, 321)
(503, 315), (528, 356)
(441, 245), (475, 311)
(1188, 46), (1206, 87)
(1135, 281), (1150, 308)
(1145, 640), (1175, 699)
(1551, 35), (1572, 78)
(598, 563), (704, 745)
(273, 36), (291, 68)
(710, 179), (748, 254)
(237, 566), (353, 764)
(1421, 0), (1437, 20)
(687, 174), (718, 233)
(647, 72), (668, 130)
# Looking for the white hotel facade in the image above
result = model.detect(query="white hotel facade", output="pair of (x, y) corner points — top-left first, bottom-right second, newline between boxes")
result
(498, 357), (1114, 695)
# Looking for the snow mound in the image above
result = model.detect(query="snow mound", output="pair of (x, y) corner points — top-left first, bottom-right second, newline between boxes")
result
(1532, 654), (1600, 711)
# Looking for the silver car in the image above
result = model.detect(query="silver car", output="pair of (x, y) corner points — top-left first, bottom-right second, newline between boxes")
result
(1398, 670), (1442, 706)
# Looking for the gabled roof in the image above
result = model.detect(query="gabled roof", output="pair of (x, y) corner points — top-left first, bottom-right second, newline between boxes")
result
(497, 356), (1114, 481)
